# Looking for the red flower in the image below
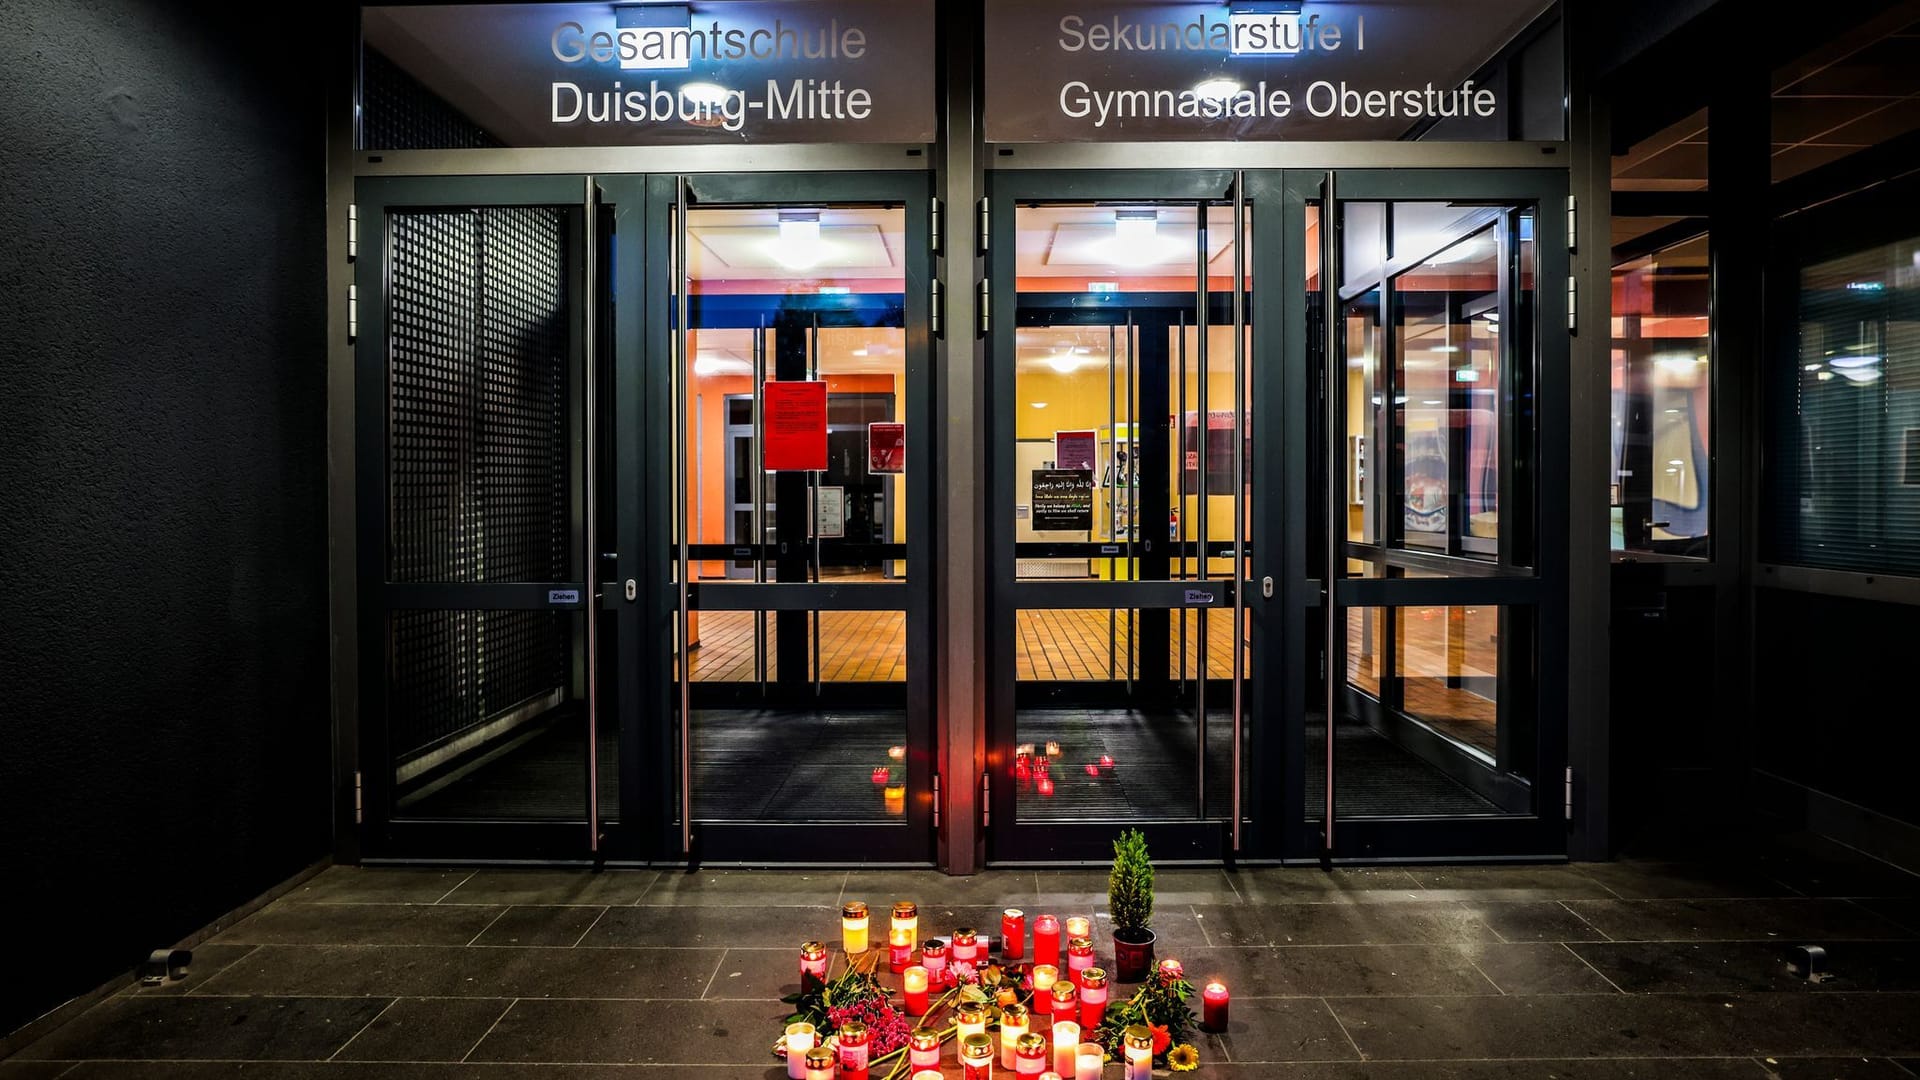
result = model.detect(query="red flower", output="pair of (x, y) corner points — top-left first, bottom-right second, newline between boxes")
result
(1151, 1024), (1171, 1055)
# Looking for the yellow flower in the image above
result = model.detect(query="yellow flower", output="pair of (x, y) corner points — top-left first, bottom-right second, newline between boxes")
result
(1167, 1044), (1201, 1072)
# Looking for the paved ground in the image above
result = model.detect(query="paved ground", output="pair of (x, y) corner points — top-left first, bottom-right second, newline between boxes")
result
(6, 836), (1920, 1078)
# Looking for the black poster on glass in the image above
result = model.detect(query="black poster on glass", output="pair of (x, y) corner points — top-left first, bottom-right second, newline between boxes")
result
(363, 1), (935, 148)
(1032, 469), (1096, 531)
(982, 0), (1559, 143)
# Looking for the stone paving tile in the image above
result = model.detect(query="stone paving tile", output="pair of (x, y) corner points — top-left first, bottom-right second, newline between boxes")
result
(1403, 865), (1622, 902)
(1171, 944), (1498, 997)
(465, 999), (783, 1064)
(1243, 902), (1504, 946)
(471, 906), (606, 947)
(845, 868), (1037, 908)
(1575, 860), (1802, 900)
(1859, 899), (1920, 934)
(56, 1066), (787, 1080)
(1328, 992), (1920, 1060)
(196, 945), (725, 1000)
(440, 870), (659, 907)
(213, 903), (506, 947)
(637, 870), (845, 908)
(0, 1064), (77, 1079)
(1570, 940), (1920, 994)
(330, 998), (512, 1062)
(1198, 997), (1362, 1062)
(1459, 942), (1622, 994)
(1562, 899), (1917, 943)
(1759, 1060), (1920, 1079)
(582, 905), (837, 949)
(11, 997), (390, 1062)
(1035, 867), (1244, 908)
(1227, 867), (1425, 904)
(282, 868), (473, 905)
(1459, 900), (1612, 942)
(698, 948), (803, 1001)
(30, 1063), (1783, 1080)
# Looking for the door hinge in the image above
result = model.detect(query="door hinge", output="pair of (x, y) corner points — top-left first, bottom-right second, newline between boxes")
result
(1566, 276), (1577, 334)
(354, 770), (363, 824)
(932, 773), (942, 830)
(930, 197), (943, 256)
(347, 203), (358, 261)
(1563, 766), (1575, 823)
(977, 196), (990, 254)
(977, 278), (991, 336)
(930, 278), (944, 338)
(348, 284), (359, 343)
(1565, 195), (1577, 254)
(980, 771), (991, 829)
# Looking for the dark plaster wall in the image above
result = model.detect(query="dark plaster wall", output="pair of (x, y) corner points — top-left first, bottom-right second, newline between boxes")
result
(0, 0), (330, 1035)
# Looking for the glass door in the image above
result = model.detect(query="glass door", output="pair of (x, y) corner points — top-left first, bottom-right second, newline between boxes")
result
(629, 172), (935, 864)
(1276, 169), (1571, 860)
(985, 172), (1253, 862)
(354, 175), (617, 859)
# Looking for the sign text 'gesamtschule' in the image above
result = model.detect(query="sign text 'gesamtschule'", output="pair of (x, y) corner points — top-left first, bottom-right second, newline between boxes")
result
(361, 2), (933, 147)
(985, 0), (1553, 142)
(545, 3), (926, 140)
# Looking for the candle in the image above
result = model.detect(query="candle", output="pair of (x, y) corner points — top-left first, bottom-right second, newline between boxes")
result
(1050, 980), (1077, 1019)
(1002, 908), (1026, 960)
(922, 939), (949, 986)
(1078, 968), (1109, 1030)
(1064, 916), (1092, 941)
(1016, 1033), (1048, 1078)
(1123, 1026), (1152, 1080)
(839, 1020), (871, 1080)
(784, 1022), (816, 1080)
(903, 965), (930, 1015)
(1075, 1042), (1104, 1080)
(1066, 937), (1094, 986)
(1033, 914), (1061, 966)
(999, 1003), (1029, 1068)
(1042, 1075), (1062, 1080)
(961, 1033), (995, 1080)
(1202, 980), (1230, 1032)
(914, 1073), (943, 1080)
(805, 1046), (835, 1080)
(910, 1029), (941, 1070)
(842, 902), (871, 954)
(952, 927), (979, 966)
(890, 927), (914, 973)
(956, 1002), (988, 1042)
(1051, 1019), (1079, 1077)
(1157, 958), (1184, 983)
(799, 941), (829, 992)
(892, 901), (919, 950)
(1031, 964), (1058, 1016)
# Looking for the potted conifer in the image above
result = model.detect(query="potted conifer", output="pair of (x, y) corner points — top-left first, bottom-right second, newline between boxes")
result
(1108, 828), (1156, 981)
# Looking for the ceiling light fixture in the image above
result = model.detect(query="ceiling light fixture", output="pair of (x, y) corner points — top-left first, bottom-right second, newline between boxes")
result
(1047, 354), (1081, 374)
(1193, 77), (1241, 102)
(1110, 210), (1171, 268)
(774, 210), (824, 270)
(1031, 401), (1050, 409)
(1828, 355), (1880, 369)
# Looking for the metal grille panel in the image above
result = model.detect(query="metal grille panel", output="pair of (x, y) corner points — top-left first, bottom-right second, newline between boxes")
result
(391, 609), (570, 758)
(384, 204), (574, 760)
(388, 209), (571, 583)
(361, 47), (498, 150)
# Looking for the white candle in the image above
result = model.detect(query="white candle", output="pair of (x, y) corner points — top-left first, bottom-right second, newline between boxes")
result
(1052, 1019), (1080, 1077)
(784, 1022), (815, 1080)
(1076, 1041), (1105, 1080)
(1123, 1025), (1152, 1080)
(1000, 1004), (1030, 1068)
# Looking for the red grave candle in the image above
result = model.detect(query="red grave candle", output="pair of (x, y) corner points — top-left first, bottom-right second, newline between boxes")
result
(902, 965), (930, 1016)
(1030, 964), (1058, 1015)
(1202, 981), (1230, 1032)
(839, 1021), (871, 1080)
(1032, 914), (1061, 967)
(921, 939), (949, 986)
(1077, 968), (1110, 1031)
(1065, 936), (1094, 987)
(1001, 908), (1026, 960)
(889, 927), (913, 973)
(798, 940), (828, 992)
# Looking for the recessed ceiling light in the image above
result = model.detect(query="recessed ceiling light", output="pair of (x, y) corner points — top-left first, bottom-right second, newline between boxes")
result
(773, 211), (823, 270)
(1047, 354), (1081, 374)
(852, 348), (870, 357)
(1031, 401), (1050, 409)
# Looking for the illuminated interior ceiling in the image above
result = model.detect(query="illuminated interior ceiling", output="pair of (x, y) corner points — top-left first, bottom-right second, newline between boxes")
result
(687, 207), (903, 283)
(691, 327), (905, 378)
(1014, 205), (1240, 279)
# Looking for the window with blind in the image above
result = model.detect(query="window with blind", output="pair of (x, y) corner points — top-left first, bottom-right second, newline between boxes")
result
(1772, 234), (1920, 576)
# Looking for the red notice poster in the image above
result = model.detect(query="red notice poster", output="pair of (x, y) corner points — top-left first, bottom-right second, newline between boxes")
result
(1055, 429), (1097, 472)
(869, 422), (906, 474)
(763, 380), (828, 471)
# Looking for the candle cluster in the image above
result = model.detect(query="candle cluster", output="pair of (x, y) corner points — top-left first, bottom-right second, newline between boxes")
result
(792, 904), (1217, 1075)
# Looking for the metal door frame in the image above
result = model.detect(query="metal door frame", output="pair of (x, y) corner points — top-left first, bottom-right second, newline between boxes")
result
(983, 169), (1254, 863)
(1266, 168), (1572, 862)
(614, 170), (938, 865)
(353, 174), (611, 861)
